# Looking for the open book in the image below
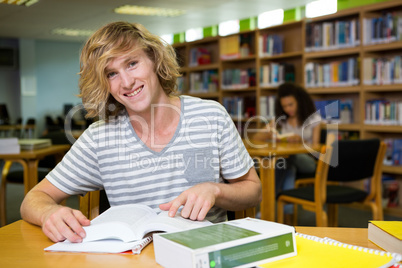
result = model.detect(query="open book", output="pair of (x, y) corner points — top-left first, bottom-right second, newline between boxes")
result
(271, 128), (295, 140)
(45, 204), (212, 253)
(276, 132), (295, 140)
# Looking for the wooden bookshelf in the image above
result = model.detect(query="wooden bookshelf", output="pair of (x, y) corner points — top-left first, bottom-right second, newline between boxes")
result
(172, 0), (402, 217)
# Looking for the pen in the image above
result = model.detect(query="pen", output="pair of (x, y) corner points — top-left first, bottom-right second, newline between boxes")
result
(132, 236), (153, 254)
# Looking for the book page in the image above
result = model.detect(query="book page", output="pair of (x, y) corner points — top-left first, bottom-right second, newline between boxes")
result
(83, 204), (157, 243)
(139, 211), (212, 237)
(45, 239), (144, 253)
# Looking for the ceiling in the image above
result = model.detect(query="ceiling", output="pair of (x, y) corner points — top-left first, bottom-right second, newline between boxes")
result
(0, 0), (312, 43)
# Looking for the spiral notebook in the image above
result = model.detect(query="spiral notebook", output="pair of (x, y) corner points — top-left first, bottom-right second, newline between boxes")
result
(258, 233), (402, 268)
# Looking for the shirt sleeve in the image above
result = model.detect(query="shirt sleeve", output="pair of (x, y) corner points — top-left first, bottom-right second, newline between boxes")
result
(217, 105), (254, 180)
(46, 124), (103, 195)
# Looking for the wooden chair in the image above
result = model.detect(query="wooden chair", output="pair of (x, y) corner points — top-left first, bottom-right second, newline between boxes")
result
(277, 138), (386, 227)
(80, 190), (256, 221)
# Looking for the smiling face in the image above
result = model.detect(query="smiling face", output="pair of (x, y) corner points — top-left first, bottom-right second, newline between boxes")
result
(105, 48), (164, 117)
(280, 95), (298, 118)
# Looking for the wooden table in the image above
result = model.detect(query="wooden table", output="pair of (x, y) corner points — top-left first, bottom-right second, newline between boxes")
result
(244, 140), (321, 221)
(0, 145), (70, 194)
(0, 220), (380, 268)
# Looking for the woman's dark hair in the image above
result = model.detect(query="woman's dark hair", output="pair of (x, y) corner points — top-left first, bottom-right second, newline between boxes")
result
(274, 82), (316, 126)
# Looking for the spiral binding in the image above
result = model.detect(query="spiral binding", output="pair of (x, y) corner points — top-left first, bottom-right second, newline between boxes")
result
(296, 232), (402, 264)
(131, 236), (153, 254)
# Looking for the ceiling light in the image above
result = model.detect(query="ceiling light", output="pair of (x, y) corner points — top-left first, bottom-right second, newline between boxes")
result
(185, 28), (203, 42)
(219, 20), (239, 36)
(258, 9), (284, 29)
(306, 0), (337, 18)
(52, 28), (94, 37)
(0, 0), (39, 6)
(115, 5), (186, 17)
(160, 34), (173, 45)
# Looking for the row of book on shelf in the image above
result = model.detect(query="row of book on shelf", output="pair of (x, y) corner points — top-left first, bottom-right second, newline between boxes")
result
(184, 14), (402, 71)
(260, 63), (295, 87)
(305, 18), (360, 52)
(259, 34), (283, 57)
(181, 54), (400, 92)
(222, 96), (354, 125)
(188, 47), (212, 67)
(304, 57), (359, 88)
(221, 68), (256, 90)
(363, 55), (402, 85)
(384, 138), (402, 167)
(365, 99), (402, 125)
(363, 11), (402, 45)
(220, 33), (253, 60)
(222, 96), (256, 120)
(188, 70), (219, 94)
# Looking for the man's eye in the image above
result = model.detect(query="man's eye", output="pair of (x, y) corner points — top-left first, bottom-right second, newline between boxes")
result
(107, 72), (117, 79)
(129, 61), (138, 68)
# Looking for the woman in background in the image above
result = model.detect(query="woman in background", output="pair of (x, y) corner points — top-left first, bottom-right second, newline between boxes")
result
(254, 82), (322, 220)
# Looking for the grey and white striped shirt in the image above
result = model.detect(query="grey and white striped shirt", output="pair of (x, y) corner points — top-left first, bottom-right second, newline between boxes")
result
(47, 95), (254, 223)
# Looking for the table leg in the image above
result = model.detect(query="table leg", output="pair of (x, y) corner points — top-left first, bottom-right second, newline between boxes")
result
(259, 156), (276, 221)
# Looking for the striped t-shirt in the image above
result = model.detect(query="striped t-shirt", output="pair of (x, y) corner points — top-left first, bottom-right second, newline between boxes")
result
(47, 95), (254, 223)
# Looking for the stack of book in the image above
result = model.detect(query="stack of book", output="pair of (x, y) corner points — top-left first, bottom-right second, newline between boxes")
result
(18, 139), (52, 150)
(0, 137), (20, 154)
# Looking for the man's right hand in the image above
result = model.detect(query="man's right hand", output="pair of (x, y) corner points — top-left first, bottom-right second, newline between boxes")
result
(20, 178), (91, 243)
(42, 206), (90, 243)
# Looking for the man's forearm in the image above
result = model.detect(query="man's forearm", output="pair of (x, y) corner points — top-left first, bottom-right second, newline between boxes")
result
(215, 168), (262, 211)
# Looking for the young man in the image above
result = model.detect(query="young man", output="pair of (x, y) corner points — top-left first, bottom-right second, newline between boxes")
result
(20, 22), (262, 243)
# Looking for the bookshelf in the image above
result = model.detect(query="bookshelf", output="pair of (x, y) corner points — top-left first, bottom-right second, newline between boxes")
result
(172, 0), (402, 217)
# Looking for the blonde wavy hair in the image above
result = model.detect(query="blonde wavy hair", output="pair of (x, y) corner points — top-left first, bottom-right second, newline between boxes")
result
(78, 21), (181, 120)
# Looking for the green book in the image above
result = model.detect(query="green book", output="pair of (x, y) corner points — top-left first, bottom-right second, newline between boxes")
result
(154, 217), (296, 268)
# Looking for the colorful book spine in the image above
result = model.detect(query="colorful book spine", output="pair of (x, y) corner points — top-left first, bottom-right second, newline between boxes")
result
(260, 63), (295, 87)
(220, 34), (254, 59)
(363, 12), (402, 45)
(188, 47), (212, 67)
(365, 99), (402, 125)
(305, 57), (359, 88)
(314, 98), (354, 123)
(222, 96), (256, 119)
(259, 95), (276, 119)
(363, 55), (402, 85)
(305, 18), (360, 52)
(221, 68), (256, 90)
(189, 70), (218, 93)
(259, 34), (284, 57)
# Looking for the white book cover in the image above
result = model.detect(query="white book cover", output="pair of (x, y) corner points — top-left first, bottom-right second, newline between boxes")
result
(154, 218), (296, 268)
